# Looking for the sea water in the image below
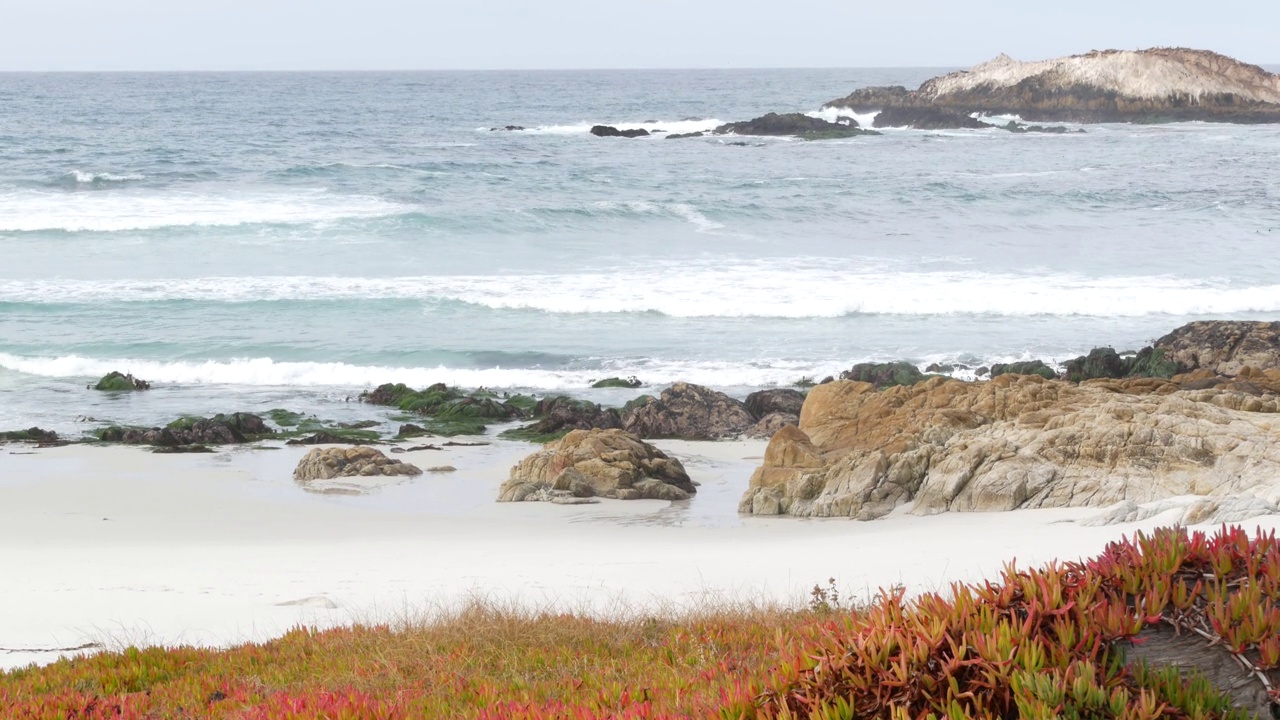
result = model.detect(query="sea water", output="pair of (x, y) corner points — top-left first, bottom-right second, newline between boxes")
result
(2, 69), (1278, 434)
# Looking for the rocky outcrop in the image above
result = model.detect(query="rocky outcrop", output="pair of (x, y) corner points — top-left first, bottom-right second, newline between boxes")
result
(98, 413), (272, 447)
(623, 382), (755, 440)
(826, 48), (1280, 124)
(92, 371), (150, 391)
(499, 429), (694, 502)
(839, 362), (929, 388)
(990, 360), (1057, 380)
(590, 125), (650, 138)
(740, 375), (1280, 519)
(293, 446), (422, 494)
(745, 389), (806, 419)
(1154, 320), (1280, 375)
(0, 427), (59, 444)
(500, 396), (623, 443)
(713, 113), (877, 139)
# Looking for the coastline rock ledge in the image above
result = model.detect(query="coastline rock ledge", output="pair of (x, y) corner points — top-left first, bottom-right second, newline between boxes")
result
(740, 374), (1280, 521)
(825, 48), (1280, 124)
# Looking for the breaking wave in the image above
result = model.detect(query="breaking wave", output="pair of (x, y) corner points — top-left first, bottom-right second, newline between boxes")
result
(2, 264), (1277, 318)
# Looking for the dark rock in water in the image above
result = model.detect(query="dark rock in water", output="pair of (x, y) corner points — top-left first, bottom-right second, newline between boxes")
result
(998, 120), (1080, 134)
(839, 362), (928, 389)
(871, 106), (987, 130)
(153, 445), (215, 454)
(622, 382), (755, 440)
(490, 125), (526, 131)
(500, 396), (623, 443)
(0, 427), (59, 443)
(590, 125), (650, 138)
(714, 112), (878, 139)
(990, 360), (1058, 380)
(824, 48), (1280, 125)
(98, 413), (273, 447)
(93, 371), (150, 391)
(745, 388), (806, 419)
(975, 366), (991, 377)
(925, 363), (954, 373)
(591, 376), (642, 389)
(397, 423), (431, 438)
(666, 131), (705, 139)
(1064, 347), (1129, 381)
(286, 431), (371, 446)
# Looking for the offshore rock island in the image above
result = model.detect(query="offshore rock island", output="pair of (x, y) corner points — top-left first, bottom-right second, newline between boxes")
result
(826, 47), (1280, 124)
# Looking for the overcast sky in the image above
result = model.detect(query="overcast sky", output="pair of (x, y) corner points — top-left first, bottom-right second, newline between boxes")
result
(3, 0), (1277, 71)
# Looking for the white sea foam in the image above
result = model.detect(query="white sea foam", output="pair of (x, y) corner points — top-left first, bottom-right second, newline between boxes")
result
(512, 118), (724, 136)
(66, 170), (146, 183)
(806, 107), (881, 128)
(592, 200), (724, 231)
(2, 264), (1277, 318)
(0, 188), (407, 233)
(0, 353), (846, 390)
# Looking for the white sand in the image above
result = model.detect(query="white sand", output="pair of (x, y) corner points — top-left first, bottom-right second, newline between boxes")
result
(3, 438), (1278, 671)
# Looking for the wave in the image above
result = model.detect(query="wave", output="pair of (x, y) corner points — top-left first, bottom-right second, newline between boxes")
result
(2, 264), (1277, 318)
(65, 170), (146, 184)
(806, 107), (881, 128)
(500, 118), (724, 136)
(0, 353), (848, 390)
(0, 188), (409, 233)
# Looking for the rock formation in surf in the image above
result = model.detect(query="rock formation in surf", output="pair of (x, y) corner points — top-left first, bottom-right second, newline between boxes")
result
(499, 428), (695, 503)
(97, 413), (273, 447)
(740, 372), (1280, 522)
(92, 371), (151, 391)
(713, 112), (879, 139)
(825, 48), (1280, 124)
(622, 382), (756, 440)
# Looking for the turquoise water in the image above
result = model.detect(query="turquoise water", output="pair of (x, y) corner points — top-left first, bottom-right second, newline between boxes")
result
(2, 69), (1279, 434)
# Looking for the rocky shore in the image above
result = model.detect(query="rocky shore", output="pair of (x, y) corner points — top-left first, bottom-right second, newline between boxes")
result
(3, 320), (1279, 527)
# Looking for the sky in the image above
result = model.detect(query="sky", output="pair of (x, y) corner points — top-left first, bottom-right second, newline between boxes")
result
(3, 0), (1278, 71)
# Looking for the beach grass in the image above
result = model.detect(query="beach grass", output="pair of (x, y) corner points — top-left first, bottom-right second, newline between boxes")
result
(4, 525), (1277, 719)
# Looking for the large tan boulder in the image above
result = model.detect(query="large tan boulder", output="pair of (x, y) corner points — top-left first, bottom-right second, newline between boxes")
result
(1156, 320), (1280, 376)
(499, 429), (695, 503)
(740, 374), (1280, 520)
(293, 446), (422, 495)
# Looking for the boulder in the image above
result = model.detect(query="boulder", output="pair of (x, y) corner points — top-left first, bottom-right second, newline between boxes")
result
(839, 362), (928, 388)
(500, 396), (623, 442)
(293, 446), (422, 494)
(590, 125), (650, 138)
(666, 131), (705, 139)
(713, 113), (877, 139)
(0, 427), (59, 443)
(1154, 320), (1280, 375)
(591, 376), (642, 389)
(98, 413), (272, 447)
(871, 106), (988, 130)
(746, 412), (800, 440)
(93, 371), (150, 391)
(1063, 346), (1179, 382)
(740, 375), (1280, 519)
(744, 388), (806, 419)
(622, 382), (755, 440)
(990, 360), (1058, 380)
(499, 429), (694, 502)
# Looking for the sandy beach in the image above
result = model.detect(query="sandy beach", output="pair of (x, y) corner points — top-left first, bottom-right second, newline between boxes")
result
(5, 435), (1276, 672)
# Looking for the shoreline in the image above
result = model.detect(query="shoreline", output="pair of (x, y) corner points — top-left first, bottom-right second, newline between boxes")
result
(6, 439), (1278, 672)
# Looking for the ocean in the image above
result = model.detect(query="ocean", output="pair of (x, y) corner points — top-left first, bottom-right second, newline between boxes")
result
(2, 69), (1279, 435)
